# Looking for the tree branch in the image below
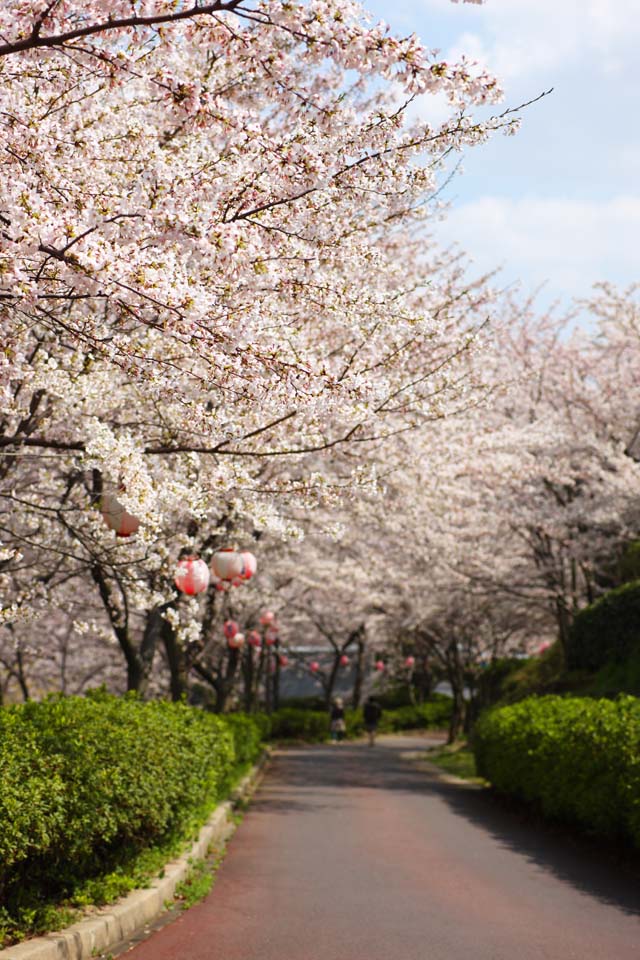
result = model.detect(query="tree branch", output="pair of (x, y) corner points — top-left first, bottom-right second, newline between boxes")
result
(0, 2), (245, 58)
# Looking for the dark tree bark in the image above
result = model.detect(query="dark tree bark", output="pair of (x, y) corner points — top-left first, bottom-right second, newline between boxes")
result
(352, 634), (366, 708)
(446, 641), (467, 744)
(273, 641), (281, 711)
(324, 651), (342, 709)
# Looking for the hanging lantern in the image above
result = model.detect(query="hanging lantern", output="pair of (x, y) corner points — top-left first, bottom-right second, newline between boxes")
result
(264, 627), (278, 647)
(259, 610), (275, 626)
(310, 661), (320, 673)
(405, 655), (416, 669)
(279, 655), (288, 668)
(239, 552), (257, 581)
(223, 620), (239, 640)
(211, 548), (244, 582)
(248, 630), (262, 649)
(101, 492), (140, 538)
(375, 660), (385, 672)
(339, 654), (349, 667)
(228, 632), (245, 650)
(174, 557), (210, 595)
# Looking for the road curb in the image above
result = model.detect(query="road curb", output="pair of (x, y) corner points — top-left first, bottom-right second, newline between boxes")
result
(2, 750), (271, 960)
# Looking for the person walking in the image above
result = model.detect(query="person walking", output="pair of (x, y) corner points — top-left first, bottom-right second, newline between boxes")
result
(363, 696), (382, 746)
(329, 696), (346, 743)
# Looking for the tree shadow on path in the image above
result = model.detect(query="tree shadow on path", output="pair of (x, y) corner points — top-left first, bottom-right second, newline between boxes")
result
(260, 739), (640, 919)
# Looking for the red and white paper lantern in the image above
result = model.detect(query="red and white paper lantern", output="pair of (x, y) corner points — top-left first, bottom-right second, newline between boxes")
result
(174, 557), (210, 595)
(404, 655), (416, 669)
(228, 632), (245, 650)
(211, 549), (243, 581)
(375, 660), (385, 672)
(248, 630), (262, 649)
(239, 552), (257, 580)
(223, 620), (239, 640)
(259, 610), (275, 626)
(101, 492), (140, 538)
(211, 548), (257, 583)
(339, 654), (349, 667)
(310, 661), (320, 673)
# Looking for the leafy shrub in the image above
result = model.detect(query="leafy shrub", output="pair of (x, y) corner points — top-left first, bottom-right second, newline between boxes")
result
(375, 685), (414, 709)
(265, 707), (330, 741)
(473, 695), (640, 847)
(378, 698), (452, 732)
(0, 693), (263, 944)
(567, 581), (640, 670)
(263, 697), (452, 741)
(222, 713), (264, 769)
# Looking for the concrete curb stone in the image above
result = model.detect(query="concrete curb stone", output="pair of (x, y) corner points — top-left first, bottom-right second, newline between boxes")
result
(1, 750), (271, 960)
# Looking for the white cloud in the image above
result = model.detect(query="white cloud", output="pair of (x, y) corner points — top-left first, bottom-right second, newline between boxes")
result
(392, 0), (640, 82)
(435, 194), (640, 300)
(485, 0), (640, 81)
(365, 1), (640, 307)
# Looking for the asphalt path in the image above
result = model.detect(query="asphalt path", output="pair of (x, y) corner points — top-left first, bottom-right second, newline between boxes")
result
(125, 735), (640, 960)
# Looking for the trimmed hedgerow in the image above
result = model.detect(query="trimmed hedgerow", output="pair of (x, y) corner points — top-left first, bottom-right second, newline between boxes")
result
(566, 581), (640, 670)
(0, 692), (263, 945)
(473, 695), (640, 847)
(264, 707), (330, 741)
(347, 698), (453, 737)
(258, 697), (452, 742)
(380, 698), (453, 732)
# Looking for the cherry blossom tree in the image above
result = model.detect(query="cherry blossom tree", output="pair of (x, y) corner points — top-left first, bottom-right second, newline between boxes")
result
(1, 0), (520, 698)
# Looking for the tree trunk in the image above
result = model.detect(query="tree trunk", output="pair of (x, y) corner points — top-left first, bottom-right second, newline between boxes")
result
(446, 642), (466, 744)
(135, 606), (163, 698)
(414, 655), (434, 704)
(555, 596), (571, 663)
(192, 660), (221, 710)
(273, 641), (281, 711)
(325, 651), (341, 709)
(352, 636), (365, 708)
(243, 646), (255, 712)
(162, 616), (188, 702)
(15, 644), (30, 701)
(448, 688), (466, 743)
(216, 646), (240, 713)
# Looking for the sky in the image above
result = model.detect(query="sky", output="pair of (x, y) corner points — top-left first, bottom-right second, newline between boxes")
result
(364, 0), (640, 314)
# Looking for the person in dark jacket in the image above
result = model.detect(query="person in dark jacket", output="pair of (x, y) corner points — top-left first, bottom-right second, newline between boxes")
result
(363, 696), (382, 746)
(330, 697), (346, 742)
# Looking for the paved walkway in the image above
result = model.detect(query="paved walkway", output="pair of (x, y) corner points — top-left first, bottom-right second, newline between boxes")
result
(126, 735), (640, 960)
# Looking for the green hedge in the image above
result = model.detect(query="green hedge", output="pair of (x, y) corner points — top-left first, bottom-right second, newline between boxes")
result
(379, 698), (453, 732)
(567, 581), (640, 670)
(259, 698), (452, 741)
(263, 708), (330, 741)
(473, 695), (640, 847)
(0, 693), (263, 944)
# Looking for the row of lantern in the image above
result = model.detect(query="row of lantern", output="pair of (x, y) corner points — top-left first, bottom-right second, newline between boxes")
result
(222, 613), (285, 663)
(223, 616), (278, 649)
(308, 655), (415, 674)
(100, 496), (258, 596)
(309, 657), (391, 673)
(174, 550), (257, 595)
